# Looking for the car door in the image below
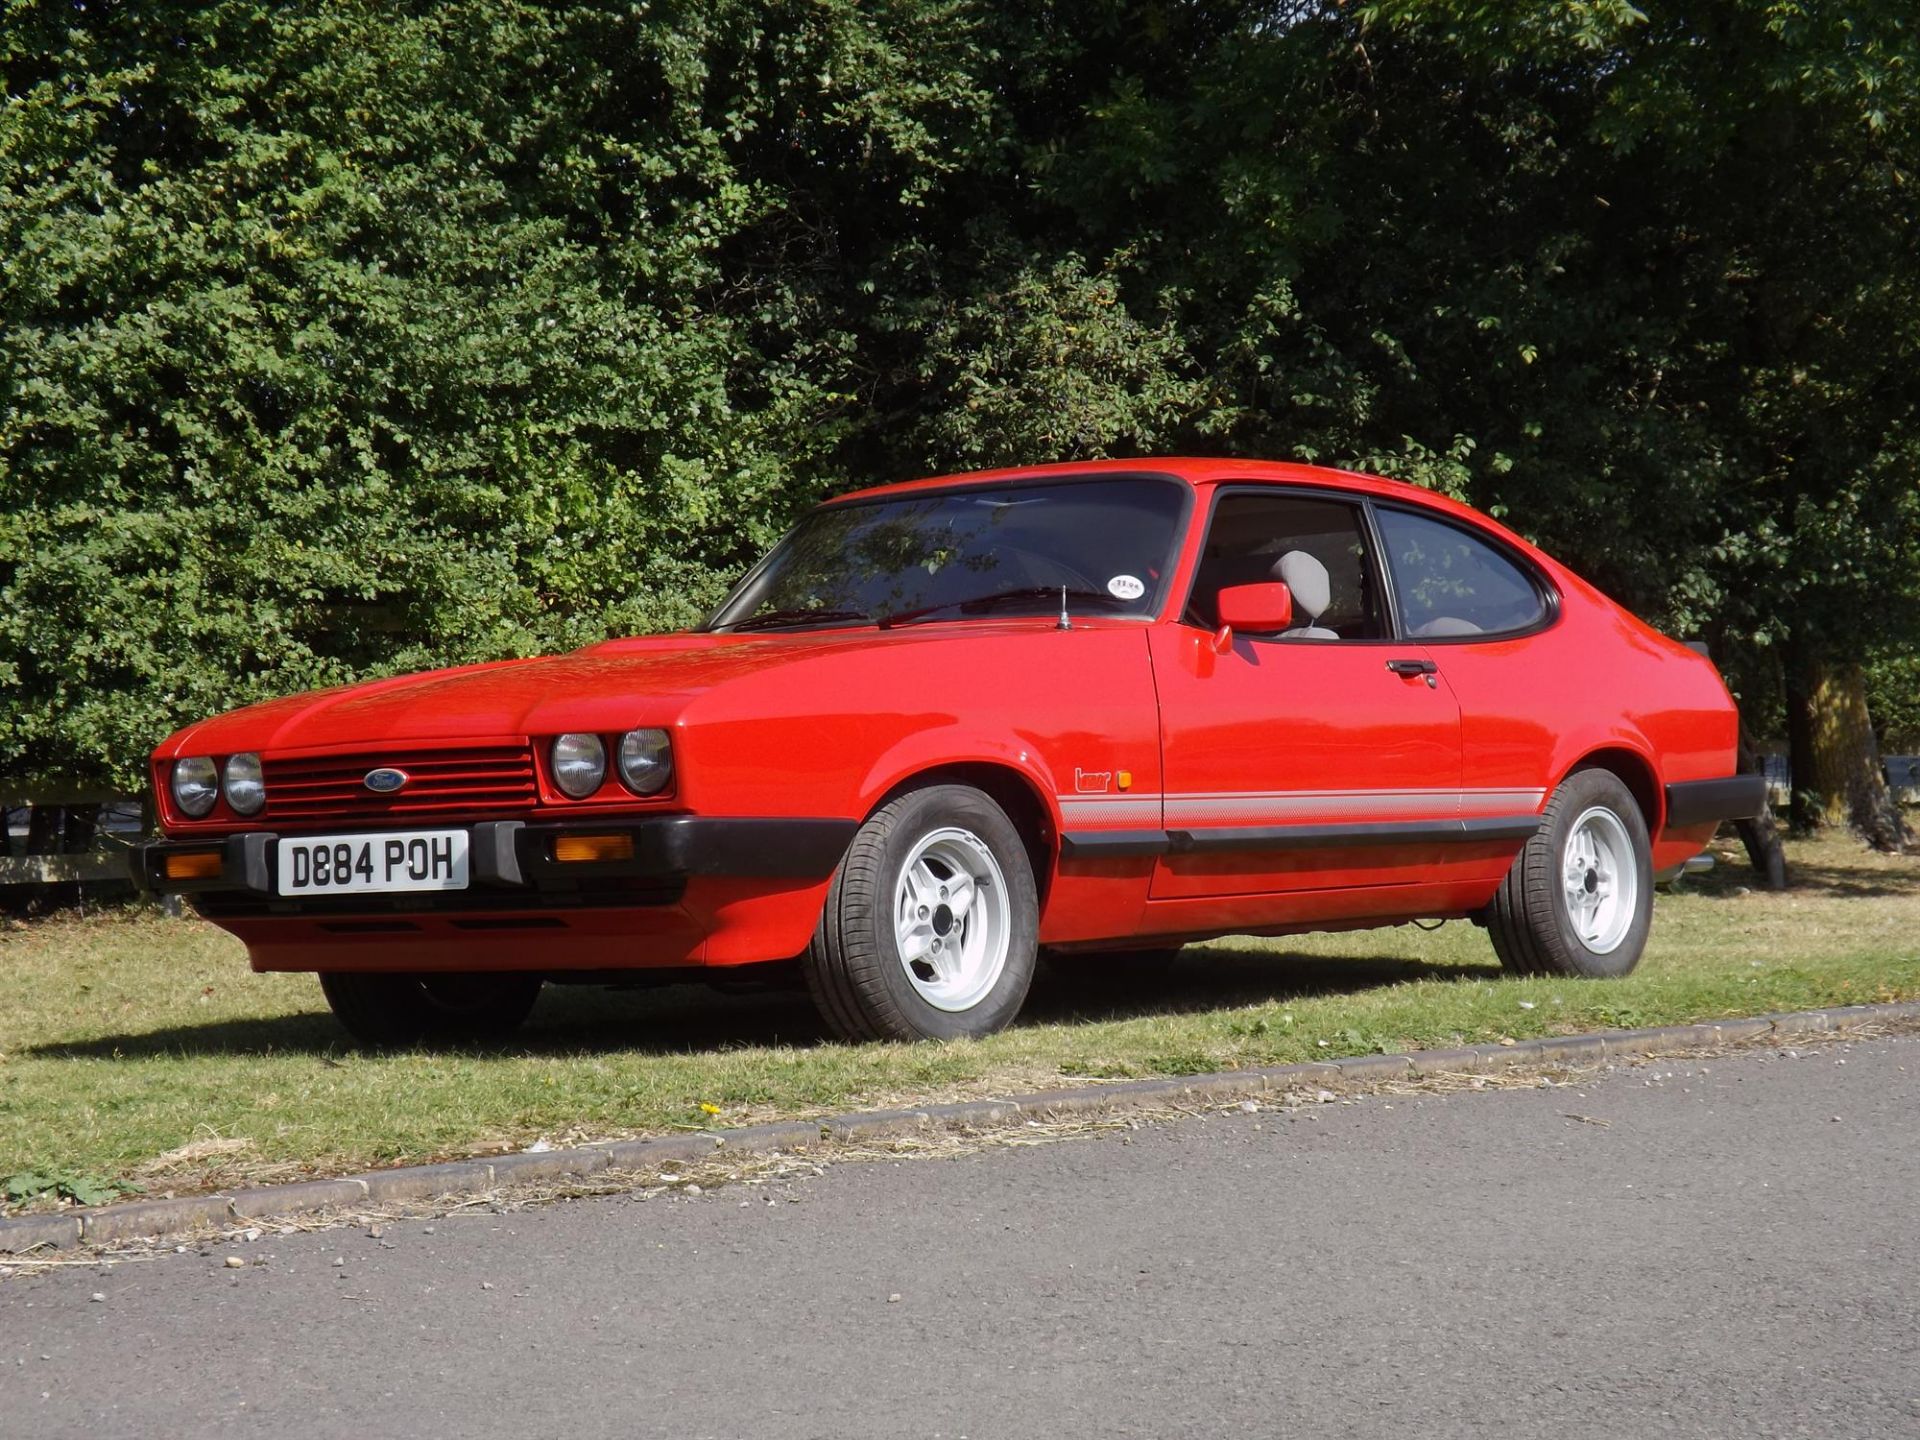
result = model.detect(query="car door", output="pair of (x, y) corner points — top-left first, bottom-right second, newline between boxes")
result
(1370, 501), (1561, 835)
(1147, 487), (1465, 900)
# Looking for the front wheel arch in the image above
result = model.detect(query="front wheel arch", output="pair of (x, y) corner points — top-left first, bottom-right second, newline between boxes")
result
(867, 761), (1059, 910)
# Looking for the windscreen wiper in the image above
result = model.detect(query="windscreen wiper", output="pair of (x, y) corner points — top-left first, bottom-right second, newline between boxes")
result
(729, 608), (872, 632)
(877, 585), (1118, 629)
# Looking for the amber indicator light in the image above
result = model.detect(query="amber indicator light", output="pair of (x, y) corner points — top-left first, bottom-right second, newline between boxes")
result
(552, 833), (635, 864)
(163, 851), (224, 881)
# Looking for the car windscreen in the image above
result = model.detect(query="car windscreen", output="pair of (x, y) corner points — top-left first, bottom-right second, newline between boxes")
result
(704, 476), (1189, 632)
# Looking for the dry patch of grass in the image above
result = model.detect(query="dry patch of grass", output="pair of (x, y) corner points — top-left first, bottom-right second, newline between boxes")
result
(2, 830), (1915, 1207)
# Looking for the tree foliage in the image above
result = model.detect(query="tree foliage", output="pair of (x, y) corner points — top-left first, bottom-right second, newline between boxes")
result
(2, 0), (985, 783)
(3, 0), (1916, 801)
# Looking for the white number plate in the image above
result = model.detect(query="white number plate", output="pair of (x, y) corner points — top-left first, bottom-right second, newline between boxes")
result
(278, 830), (469, 896)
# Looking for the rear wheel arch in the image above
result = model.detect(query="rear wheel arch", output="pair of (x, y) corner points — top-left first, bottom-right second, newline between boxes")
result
(1563, 746), (1662, 834)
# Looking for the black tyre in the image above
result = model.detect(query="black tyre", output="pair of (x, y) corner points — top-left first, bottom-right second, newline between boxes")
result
(1487, 767), (1653, 978)
(318, 971), (543, 1047)
(803, 784), (1040, 1041)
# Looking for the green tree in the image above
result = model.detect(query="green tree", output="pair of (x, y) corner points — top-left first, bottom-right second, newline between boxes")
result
(996, 0), (1918, 844)
(0, 0), (993, 789)
(1350, 0), (1920, 846)
(3, 0), (1915, 857)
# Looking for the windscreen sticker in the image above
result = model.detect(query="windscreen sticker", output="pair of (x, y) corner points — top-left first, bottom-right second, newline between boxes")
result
(1107, 574), (1146, 601)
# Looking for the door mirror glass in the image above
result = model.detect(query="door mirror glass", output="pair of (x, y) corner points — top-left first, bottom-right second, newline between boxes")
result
(1216, 581), (1293, 633)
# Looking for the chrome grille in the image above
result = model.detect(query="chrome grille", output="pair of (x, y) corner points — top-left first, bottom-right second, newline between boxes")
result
(263, 744), (538, 824)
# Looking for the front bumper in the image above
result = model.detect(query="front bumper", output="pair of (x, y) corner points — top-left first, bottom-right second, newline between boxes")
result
(132, 816), (857, 909)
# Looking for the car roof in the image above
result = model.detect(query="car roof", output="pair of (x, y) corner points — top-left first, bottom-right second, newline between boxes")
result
(828, 457), (1538, 557)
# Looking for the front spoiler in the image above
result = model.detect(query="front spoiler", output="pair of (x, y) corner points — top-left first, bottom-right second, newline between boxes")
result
(131, 816), (858, 905)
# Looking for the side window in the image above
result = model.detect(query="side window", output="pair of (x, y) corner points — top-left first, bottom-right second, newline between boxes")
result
(1186, 492), (1386, 639)
(1375, 508), (1547, 638)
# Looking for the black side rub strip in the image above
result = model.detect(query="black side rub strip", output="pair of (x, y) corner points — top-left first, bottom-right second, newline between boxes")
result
(1664, 775), (1768, 829)
(1054, 829), (1172, 859)
(1060, 814), (1541, 860)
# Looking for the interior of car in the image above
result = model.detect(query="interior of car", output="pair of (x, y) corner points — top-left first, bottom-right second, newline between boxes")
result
(1185, 493), (1386, 638)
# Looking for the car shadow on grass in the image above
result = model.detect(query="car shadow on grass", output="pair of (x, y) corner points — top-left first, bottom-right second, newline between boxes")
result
(1021, 948), (1496, 1026)
(23, 983), (821, 1062)
(1682, 845), (1920, 901)
(24, 948), (1498, 1062)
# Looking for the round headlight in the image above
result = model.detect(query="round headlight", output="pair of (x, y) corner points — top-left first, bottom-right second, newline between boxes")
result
(171, 756), (219, 817)
(224, 752), (266, 816)
(551, 733), (607, 799)
(617, 728), (673, 796)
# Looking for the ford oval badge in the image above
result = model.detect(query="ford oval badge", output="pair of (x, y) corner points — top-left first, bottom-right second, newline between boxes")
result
(364, 767), (409, 794)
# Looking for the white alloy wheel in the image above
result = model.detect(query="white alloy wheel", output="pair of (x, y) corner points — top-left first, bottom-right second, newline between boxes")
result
(1488, 767), (1652, 980)
(892, 826), (1012, 1011)
(804, 783), (1040, 1042)
(1560, 805), (1637, 954)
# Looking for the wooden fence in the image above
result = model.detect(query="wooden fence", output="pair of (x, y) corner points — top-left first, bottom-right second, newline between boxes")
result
(0, 789), (146, 897)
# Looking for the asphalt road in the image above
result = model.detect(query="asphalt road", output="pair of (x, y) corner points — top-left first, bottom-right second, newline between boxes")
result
(5, 1036), (1917, 1439)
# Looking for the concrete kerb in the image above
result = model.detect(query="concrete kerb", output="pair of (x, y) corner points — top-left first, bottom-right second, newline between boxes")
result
(821, 1108), (934, 1141)
(229, 1178), (369, 1221)
(599, 1132), (727, 1171)
(704, 1121), (824, 1154)
(78, 1195), (237, 1247)
(486, 1146), (611, 1188)
(2, 1213), (82, 1254)
(920, 1099), (1024, 1127)
(350, 1160), (498, 1206)
(7, 998), (1919, 1256)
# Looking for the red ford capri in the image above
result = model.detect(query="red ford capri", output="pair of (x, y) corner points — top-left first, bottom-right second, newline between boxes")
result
(136, 458), (1765, 1045)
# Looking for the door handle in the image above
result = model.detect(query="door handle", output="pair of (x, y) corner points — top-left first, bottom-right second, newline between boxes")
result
(1386, 658), (1437, 676)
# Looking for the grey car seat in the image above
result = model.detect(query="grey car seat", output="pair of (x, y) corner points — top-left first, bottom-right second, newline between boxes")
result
(1412, 615), (1486, 637)
(1272, 550), (1340, 639)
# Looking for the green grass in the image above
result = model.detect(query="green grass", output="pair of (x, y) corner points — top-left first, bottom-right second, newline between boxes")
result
(3, 832), (1916, 1207)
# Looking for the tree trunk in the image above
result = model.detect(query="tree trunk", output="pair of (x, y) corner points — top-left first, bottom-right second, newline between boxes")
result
(1784, 638), (1820, 833)
(1785, 648), (1909, 852)
(1733, 730), (1788, 889)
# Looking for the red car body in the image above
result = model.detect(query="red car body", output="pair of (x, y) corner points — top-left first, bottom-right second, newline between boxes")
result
(138, 458), (1760, 1034)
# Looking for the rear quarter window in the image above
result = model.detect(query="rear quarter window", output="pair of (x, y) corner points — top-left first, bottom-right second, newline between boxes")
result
(1376, 507), (1549, 639)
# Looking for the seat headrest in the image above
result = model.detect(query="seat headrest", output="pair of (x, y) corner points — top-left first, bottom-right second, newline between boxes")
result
(1271, 550), (1330, 621)
(1413, 616), (1485, 637)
